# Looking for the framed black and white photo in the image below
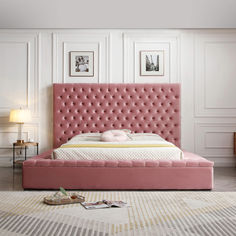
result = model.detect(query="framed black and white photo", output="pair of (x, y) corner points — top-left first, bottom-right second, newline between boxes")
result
(140, 50), (164, 76)
(69, 51), (94, 77)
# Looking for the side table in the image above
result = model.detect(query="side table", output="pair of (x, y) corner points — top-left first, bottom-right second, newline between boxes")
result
(13, 142), (39, 168)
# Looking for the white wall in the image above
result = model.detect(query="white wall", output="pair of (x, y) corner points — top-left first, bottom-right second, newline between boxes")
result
(1, 0), (236, 28)
(0, 29), (236, 167)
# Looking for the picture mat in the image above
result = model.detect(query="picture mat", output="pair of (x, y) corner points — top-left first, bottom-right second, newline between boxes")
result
(140, 50), (164, 76)
(70, 51), (94, 77)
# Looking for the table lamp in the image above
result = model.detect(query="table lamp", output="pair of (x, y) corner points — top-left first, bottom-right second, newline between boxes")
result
(9, 108), (32, 144)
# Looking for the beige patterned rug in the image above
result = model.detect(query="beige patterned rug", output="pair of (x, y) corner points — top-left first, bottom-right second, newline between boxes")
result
(0, 191), (236, 236)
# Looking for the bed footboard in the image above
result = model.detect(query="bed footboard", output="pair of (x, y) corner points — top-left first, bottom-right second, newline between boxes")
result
(23, 151), (213, 190)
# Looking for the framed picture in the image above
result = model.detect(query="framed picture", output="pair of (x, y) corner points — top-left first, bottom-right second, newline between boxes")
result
(140, 50), (164, 76)
(69, 51), (94, 77)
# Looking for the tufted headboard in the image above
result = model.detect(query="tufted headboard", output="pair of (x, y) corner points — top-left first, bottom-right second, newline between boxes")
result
(53, 83), (181, 148)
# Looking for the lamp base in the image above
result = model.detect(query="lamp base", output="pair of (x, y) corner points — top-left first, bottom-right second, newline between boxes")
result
(16, 140), (24, 144)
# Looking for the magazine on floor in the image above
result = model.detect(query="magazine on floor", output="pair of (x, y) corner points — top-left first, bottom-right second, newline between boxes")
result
(81, 200), (129, 210)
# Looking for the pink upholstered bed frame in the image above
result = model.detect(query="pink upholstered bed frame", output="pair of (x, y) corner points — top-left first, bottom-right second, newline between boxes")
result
(23, 83), (213, 189)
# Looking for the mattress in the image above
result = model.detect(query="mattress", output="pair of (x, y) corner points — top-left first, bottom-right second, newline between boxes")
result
(53, 133), (183, 161)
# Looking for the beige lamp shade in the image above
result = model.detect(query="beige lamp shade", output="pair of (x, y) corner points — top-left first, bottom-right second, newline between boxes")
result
(9, 109), (32, 123)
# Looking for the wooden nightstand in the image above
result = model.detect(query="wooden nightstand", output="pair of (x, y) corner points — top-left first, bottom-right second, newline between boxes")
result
(13, 142), (38, 168)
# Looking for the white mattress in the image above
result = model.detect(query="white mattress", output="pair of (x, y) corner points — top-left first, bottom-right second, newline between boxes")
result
(53, 133), (183, 161)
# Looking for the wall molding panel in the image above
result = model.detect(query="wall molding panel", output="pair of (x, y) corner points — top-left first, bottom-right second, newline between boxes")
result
(194, 32), (236, 117)
(195, 123), (236, 166)
(1, 29), (236, 167)
(123, 31), (180, 84)
(0, 32), (40, 166)
(52, 31), (111, 84)
(0, 32), (40, 120)
(0, 41), (29, 114)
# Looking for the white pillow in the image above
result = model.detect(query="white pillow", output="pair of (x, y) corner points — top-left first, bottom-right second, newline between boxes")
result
(101, 130), (129, 142)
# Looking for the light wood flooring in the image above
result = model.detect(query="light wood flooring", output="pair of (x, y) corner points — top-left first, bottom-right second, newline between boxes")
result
(0, 167), (236, 191)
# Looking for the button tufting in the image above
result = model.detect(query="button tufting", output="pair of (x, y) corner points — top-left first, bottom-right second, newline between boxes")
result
(53, 84), (180, 148)
(23, 150), (213, 167)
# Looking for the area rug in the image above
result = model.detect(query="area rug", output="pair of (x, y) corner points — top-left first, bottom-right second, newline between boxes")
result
(0, 191), (236, 236)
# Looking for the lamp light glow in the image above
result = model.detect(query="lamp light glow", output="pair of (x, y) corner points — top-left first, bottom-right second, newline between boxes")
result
(9, 108), (32, 144)
(9, 109), (31, 123)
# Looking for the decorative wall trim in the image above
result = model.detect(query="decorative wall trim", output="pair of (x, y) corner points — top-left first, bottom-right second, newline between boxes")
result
(0, 32), (40, 119)
(0, 32), (40, 161)
(52, 32), (111, 84)
(204, 131), (233, 149)
(52, 33), (59, 83)
(0, 41), (29, 113)
(194, 123), (236, 162)
(194, 32), (236, 117)
(1, 29), (236, 167)
(123, 31), (180, 84)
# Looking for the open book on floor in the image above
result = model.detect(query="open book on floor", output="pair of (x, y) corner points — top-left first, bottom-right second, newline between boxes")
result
(81, 200), (129, 210)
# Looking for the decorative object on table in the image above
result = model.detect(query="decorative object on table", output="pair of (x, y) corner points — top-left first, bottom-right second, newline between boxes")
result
(44, 187), (85, 205)
(81, 200), (129, 210)
(140, 50), (164, 76)
(9, 108), (31, 144)
(13, 141), (38, 168)
(69, 51), (94, 77)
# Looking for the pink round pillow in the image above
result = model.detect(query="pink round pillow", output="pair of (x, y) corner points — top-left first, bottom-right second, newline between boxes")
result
(101, 130), (129, 142)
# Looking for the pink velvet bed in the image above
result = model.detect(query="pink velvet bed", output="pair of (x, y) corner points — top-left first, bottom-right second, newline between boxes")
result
(23, 83), (214, 189)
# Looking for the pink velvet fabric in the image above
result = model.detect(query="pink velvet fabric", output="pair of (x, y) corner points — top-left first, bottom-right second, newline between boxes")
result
(23, 151), (213, 189)
(22, 83), (214, 190)
(53, 83), (181, 148)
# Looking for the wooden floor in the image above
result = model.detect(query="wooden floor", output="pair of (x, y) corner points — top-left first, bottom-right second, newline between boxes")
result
(0, 167), (236, 191)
